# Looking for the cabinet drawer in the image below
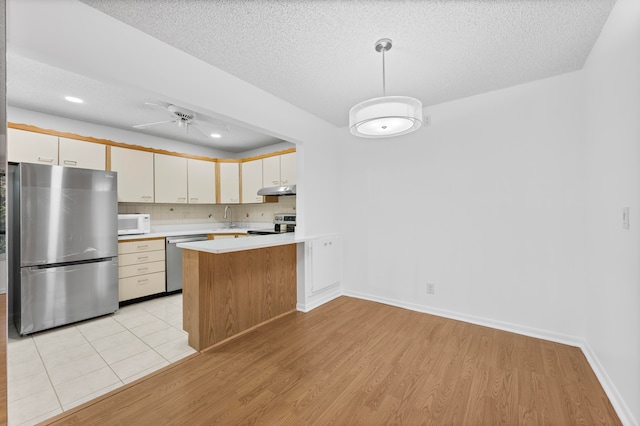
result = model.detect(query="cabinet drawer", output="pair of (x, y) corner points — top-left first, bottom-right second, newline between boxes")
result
(118, 271), (165, 302)
(118, 239), (165, 255)
(118, 260), (165, 279)
(119, 249), (165, 266)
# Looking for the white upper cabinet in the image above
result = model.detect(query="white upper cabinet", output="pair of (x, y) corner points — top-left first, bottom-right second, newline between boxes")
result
(59, 137), (106, 170)
(187, 158), (216, 204)
(219, 162), (240, 204)
(262, 156), (281, 187)
(8, 129), (106, 170)
(8, 128), (59, 165)
(262, 152), (296, 186)
(154, 153), (188, 204)
(110, 146), (154, 203)
(280, 152), (296, 185)
(241, 159), (264, 204)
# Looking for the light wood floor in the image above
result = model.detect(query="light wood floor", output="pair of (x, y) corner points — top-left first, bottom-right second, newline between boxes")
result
(43, 296), (620, 425)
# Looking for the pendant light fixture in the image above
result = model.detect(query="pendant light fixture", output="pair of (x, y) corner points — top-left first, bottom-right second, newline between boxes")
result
(349, 38), (423, 138)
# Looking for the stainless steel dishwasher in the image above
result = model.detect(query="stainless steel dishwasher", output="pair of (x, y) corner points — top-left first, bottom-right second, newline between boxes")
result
(165, 235), (208, 292)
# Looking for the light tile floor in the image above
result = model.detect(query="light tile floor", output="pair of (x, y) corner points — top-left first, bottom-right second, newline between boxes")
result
(6, 293), (197, 426)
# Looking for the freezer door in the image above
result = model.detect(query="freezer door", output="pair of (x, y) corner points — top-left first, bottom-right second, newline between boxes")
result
(20, 163), (118, 266)
(18, 258), (118, 335)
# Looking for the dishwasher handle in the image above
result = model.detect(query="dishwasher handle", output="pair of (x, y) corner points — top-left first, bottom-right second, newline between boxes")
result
(166, 235), (209, 244)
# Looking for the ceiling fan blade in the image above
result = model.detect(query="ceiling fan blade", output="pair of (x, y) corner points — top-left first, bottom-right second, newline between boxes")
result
(191, 122), (215, 138)
(193, 119), (230, 132)
(144, 102), (168, 111)
(133, 119), (175, 129)
(144, 102), (181, 119)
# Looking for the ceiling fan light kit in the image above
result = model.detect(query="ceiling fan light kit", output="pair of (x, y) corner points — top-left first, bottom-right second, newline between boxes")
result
(349, 38), (423, 138)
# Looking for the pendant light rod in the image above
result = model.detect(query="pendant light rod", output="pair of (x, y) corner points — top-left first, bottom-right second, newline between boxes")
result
(375, 38), (392, 96)
(382, 47), (386, 96)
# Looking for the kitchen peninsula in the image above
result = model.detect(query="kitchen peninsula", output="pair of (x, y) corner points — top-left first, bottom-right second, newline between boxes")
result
(178, 234), (306, 351)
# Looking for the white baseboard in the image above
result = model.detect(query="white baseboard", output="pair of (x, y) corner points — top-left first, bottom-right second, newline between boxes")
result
(342, 289), (637, 426)
(296, 286), (342, 313)
(579, 340), (638, 426)
(343, 290), (581, 345)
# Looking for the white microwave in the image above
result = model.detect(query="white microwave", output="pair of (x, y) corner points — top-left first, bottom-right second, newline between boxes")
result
(117, 214), (151, 235)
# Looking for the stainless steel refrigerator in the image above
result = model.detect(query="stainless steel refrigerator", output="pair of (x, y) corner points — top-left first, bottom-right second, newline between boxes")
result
(9, 163), (119, 335)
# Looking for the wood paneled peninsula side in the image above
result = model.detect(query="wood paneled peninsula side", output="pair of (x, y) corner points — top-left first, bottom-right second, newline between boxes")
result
(178, 234), (306, 351)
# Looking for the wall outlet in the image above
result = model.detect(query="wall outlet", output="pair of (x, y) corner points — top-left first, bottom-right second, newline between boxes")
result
(426, 283), (436, 295)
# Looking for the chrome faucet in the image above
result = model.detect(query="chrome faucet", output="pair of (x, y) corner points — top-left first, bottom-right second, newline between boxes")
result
(223, 205), (235, 228)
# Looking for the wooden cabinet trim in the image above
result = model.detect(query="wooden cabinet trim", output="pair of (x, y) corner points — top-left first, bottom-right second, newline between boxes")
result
(8, 122), (296, 167)
(238, 147), (296, 162)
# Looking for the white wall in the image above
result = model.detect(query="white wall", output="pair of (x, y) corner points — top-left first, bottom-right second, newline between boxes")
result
(583, 0), (640, 423)
(342, 71), (588, 340)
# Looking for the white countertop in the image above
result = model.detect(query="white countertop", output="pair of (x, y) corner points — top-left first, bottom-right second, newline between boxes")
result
(176, 232), (309, 254)
(118, 223), (274, 241)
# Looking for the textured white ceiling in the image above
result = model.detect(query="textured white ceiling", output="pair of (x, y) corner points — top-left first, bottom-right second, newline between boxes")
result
(7, 0), (616, 151)
(80, 0), (616, 127)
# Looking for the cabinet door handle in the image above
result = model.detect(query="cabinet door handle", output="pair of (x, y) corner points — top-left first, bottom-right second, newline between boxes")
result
(282, 179), (288, 184)
(190, 198), (198, 202)
(37, 157), (54, 163)
(272, 180), (279, 185)
(63, 160), (77, 166)
(177, 197), (186, 202)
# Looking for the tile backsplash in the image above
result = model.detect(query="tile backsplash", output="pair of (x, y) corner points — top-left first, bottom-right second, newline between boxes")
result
(118, 196), (296, 226)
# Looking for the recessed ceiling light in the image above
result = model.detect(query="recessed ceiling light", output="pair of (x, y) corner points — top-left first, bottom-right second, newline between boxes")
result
(210, 133), (221, 138)
(64, 96), (84, 103)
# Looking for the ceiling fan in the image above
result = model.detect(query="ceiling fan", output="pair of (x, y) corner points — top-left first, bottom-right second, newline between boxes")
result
(133, 102), (230, 138)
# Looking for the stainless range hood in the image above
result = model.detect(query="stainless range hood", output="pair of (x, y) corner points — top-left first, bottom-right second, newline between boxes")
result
(257, 185), (296, 196)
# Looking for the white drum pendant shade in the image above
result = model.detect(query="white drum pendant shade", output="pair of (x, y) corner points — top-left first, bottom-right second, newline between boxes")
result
(349, 96), (423, 138)
(349, 38), (423, 139)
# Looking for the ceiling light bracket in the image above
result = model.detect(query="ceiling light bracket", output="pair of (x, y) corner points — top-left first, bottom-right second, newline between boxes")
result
(375, 38), (392, 53)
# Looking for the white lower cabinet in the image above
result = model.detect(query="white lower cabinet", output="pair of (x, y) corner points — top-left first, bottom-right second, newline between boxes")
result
(118, 239), (166, 302)
(309, 235), (341, 294)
